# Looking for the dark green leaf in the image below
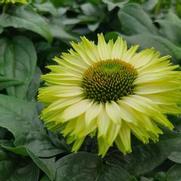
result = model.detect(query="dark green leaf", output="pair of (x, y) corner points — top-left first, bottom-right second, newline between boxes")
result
(0, 160), (14, 180)
(167, 164), (181, 181)
(49, 18), (78, 41)
(0, 6), (52, 42)
(143, 0), (158, 11)
(0, 94), (36, 145)
(97, 162), (133, 181)
(103, 0), (128, 11)
(168, 151), (181, 163)
(34, 2), (57, 16)
(55, 152), (133, 181)
(118, 3), (157, 35)
(0, 38), (8, 75)
(0, 159), (39, 181)
(106, 132), (181, 176)
(0, 94), (65, 157)
(3, 36), (37, 99)
(27, 150), (56, 181)
(40, 175), (51, 181)
(157, 12), (181, 44)
(0, 76), (22, 90)
(26, 67), (41, 101)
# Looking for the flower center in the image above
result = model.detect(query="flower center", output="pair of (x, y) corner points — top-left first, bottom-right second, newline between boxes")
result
(81, 60), (137, 103)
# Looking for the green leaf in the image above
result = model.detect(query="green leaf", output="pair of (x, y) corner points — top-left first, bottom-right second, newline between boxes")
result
(48, 18), (78, 41)
(0, 6), (52, 42)
(143, 0), (158, 11)
(55, 152), (100, 181)
(0, 159), (39, 181)
(3, 36), (37, 99)
(0, 76), (22, 90)
(157, 12), (181, 44)
(40, 175), (51, 181)
(103, 0), (128, 11)
(0, 148), (8, 161)
(97, 162), (133, 181)
(107, 132), (181, 176)
(0, 94), (66, 157)
(26, 67), (41, 101)
(34, 2), (57, 16)
(167, 164), (181, 181)
(1, 144), (27, 157)
(0, 94), (36, 145)
(168, 152), (181, 164)
(118, 3), (157, 35)
(55, 152), (133, 181)
(0, 160), (14, 180)
(27, 150), (56, 181)
(9, 162), (39, 181)
(0, 38), (8, 75)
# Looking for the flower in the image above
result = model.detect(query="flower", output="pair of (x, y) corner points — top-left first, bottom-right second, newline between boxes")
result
(38, 34), (181, 157)
(0, 0), (28, 4)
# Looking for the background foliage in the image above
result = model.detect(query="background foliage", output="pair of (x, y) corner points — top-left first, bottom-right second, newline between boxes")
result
(1, 0), (181, 180)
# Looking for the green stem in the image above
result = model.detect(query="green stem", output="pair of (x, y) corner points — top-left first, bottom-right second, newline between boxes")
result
(2, 4), (8, 14)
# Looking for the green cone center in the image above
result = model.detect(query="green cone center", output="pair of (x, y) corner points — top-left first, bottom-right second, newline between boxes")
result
(81, 60), (137, 103)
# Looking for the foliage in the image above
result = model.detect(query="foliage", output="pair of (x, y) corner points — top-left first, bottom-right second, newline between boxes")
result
(0, 0), (181, 180)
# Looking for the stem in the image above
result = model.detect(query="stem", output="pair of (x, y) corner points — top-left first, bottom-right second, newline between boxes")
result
(2, 4), (8, 14)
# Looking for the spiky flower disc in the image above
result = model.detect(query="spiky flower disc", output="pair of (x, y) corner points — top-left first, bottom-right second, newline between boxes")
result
(38, 34), (181, 157)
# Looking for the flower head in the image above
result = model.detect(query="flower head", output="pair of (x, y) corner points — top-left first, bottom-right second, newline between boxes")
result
(38, 34), (181, 157)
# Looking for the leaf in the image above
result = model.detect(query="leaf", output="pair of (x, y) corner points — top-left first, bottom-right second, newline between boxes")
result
(167, 164), (181, 181)
(103, 0), (128, 11)
(0, 94), (36, 145)
(55, 152), (133, 181)
(0, 76), (22, 90)
(168, 152), (181, 164)
(27, 150), (56, 181)
(118, 3), (157, 35)
(26, 67), (41, 101)
(0, 148), (8, 160)
(0, 94), (66, 157)
(0, 160), (14, 180)
(97, 162), (133, 181)
(143, 0), (158, 11)
(40, 175), (51, 181)
(55, 152), (100, 181)
(157, 12), (181, 44)
(34, 2), (57, 16)
(3, 36), (37, 99)
(0, 159), (39, 181)
(0, 38), (8, 75)
(8, 162), (40, 181)
(48, 18), (78, 41)
(78, 3), (105, 31)
(106, 131), (181, 176)
(0, 6), (52, 42)
(1, 144), (27, 157)
(26, 130), (66, 157)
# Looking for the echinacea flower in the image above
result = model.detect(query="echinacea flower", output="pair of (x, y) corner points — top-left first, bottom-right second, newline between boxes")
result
(0, 0), (28, 4)
(38, 34), (181, 157)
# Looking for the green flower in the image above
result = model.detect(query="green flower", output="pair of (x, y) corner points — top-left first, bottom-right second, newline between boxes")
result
(38, 34), (181, 157)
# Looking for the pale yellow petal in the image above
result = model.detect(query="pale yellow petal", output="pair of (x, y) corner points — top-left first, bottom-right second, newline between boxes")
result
(85, 103), (102, 126)
(105, 101), (122, 124)
(97, 107), (111, 137)
(61, 99), (92, 122)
